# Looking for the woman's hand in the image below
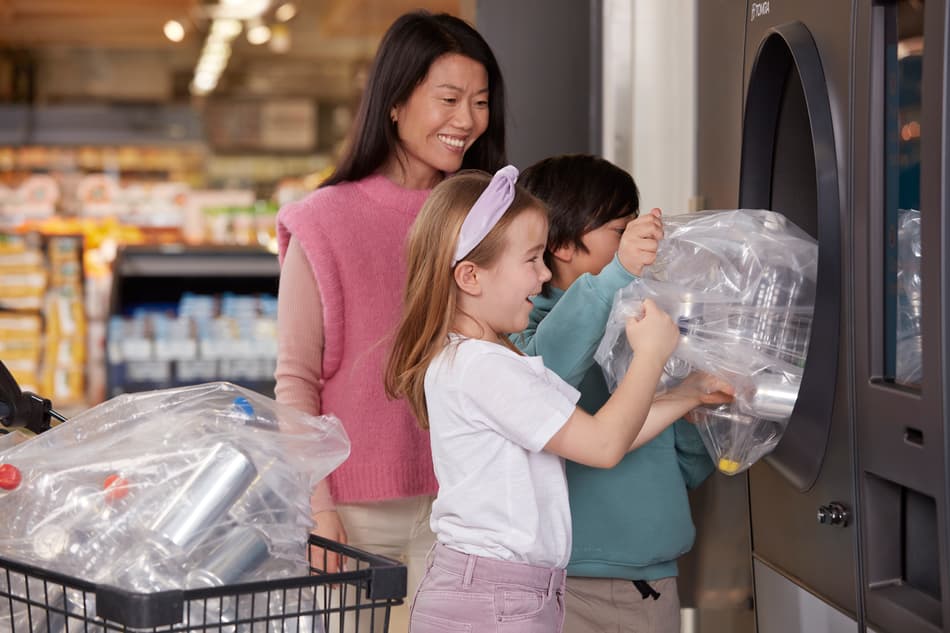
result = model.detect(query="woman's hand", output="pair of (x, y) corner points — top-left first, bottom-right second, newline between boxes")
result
(310, 510), (348, 574)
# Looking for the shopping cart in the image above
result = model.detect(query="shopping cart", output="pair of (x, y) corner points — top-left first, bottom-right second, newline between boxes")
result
(0, 535), (405, 632)
(0, 363), (407, 632)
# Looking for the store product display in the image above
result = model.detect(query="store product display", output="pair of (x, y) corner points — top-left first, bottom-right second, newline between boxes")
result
(595, 209), (817, 475)
(107, 292), (279, 398)
(0, 382), (349, 631)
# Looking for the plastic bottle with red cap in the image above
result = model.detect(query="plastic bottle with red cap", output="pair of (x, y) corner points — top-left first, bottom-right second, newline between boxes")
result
(0, 463), (22, 490)
(103, 473), (131, 504)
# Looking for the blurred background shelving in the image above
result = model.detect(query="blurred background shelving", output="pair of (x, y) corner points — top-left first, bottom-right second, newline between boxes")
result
(0, 0), (469, 406)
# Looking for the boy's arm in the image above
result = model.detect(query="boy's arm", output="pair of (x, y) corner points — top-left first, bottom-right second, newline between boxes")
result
(673, 419), (715, 489)
(624, 370), (730, 472)
(512, 255), (636, 387)
(625, 373), (733, 451)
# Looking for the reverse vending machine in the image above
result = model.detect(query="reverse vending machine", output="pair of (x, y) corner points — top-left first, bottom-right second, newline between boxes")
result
(693, 1), (949, 632)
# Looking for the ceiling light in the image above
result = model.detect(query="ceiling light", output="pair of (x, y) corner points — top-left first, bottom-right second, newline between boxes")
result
(192, 73), (218, 95)
(247, 23), (272, 45)
(275, 3), (297, 22)
(213, 0), (272, 20)
(163, 20), (186, 42)
(203, 41), (232, 58)
(197, 57), (228, 74)
(210, 18), (243, 41)
(269, 23), (291, 53)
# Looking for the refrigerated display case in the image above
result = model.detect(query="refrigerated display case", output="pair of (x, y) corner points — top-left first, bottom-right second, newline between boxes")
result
(106, 245), (279, 398)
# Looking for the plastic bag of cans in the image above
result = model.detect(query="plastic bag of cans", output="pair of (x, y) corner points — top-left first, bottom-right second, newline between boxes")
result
(0, 381), (350, 631)
(595, 209), (817, 475)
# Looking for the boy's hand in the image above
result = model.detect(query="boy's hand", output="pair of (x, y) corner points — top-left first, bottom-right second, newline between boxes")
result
(676, 371), (735, 407)
(618, 208), (663, 276)
(624, 298), (679, 362)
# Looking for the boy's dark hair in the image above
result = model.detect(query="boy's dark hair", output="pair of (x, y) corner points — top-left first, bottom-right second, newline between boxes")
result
(323, 11), (507, 187)
(519, 154), (639, 294)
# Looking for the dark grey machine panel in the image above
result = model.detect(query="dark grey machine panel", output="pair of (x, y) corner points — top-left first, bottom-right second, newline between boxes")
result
(476, 0), (601, 167)
(697, 0), (861, 626)
(852, 2), (949, 632)
(696, 0), (748, 212)
(740, 3), (860, 618)
(681, 2), (755, 632)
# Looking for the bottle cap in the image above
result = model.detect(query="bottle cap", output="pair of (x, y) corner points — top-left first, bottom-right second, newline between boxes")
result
(33, 524), (69, 559)
(104, 473), (130, 502)
(233, 396), (254, 417)
(0, 463), (21, 490)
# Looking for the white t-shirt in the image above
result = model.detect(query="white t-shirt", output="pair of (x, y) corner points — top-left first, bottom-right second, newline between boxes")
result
(425, 337), (580, 568)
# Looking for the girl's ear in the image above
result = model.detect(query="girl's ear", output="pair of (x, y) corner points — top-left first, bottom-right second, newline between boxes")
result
(453, 262), (482, 296)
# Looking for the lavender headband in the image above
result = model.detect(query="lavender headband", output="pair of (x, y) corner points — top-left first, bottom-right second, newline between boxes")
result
(452, 164), (519, 266)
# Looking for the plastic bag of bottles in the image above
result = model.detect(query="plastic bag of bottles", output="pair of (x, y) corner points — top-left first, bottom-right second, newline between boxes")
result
(595, 209), (817, 475)
(895, 208), (922, 385)
(0, 381), (349, 629)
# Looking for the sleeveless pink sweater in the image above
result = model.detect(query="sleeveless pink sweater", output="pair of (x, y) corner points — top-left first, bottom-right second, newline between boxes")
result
(276, 173), (438, 504)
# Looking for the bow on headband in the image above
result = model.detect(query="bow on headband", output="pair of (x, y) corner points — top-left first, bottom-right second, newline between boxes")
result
(452, 165), (519, 266)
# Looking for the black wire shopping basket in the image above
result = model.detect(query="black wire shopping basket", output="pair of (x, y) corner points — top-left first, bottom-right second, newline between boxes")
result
(0, 534), (406, 632)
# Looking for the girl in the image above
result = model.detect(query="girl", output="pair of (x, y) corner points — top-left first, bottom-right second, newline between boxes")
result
(385, 166), (733, 631)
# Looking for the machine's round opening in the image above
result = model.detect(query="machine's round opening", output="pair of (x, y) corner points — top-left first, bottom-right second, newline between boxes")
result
(739, 23), (842, 492)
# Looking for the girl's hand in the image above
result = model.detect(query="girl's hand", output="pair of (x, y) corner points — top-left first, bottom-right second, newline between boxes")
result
(618, 208), (663, 276)
(676, 371), (735, 407)
(624, 298), (680, 363)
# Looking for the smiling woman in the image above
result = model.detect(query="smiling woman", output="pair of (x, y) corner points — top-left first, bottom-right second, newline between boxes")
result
(273, 10), (507, 633)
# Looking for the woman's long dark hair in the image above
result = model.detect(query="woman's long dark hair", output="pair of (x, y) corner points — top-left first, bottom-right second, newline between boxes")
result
(322, 11), (507, 187)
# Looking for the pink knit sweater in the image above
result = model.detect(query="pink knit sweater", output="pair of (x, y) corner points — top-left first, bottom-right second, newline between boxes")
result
(276, 173), (438, 506)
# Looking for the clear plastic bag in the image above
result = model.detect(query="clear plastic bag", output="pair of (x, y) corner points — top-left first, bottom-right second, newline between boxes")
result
(595, 209), (817, 475)
(0, 381), (349, 625)
(895, 208), (922, 386)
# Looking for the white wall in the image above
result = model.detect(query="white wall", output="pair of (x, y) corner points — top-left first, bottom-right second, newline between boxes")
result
(602, 0), (698, 216)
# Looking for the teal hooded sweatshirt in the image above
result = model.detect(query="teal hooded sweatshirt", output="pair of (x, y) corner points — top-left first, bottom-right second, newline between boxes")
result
(511, 255), (713, 581)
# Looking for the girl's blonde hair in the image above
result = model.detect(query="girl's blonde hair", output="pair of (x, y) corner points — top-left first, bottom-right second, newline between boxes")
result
(385, 170), (544, 428)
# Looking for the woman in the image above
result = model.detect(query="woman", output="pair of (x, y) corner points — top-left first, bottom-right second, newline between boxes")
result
(274, 10), (507, 629)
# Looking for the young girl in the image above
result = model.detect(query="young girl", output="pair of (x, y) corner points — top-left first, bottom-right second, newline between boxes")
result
(385, 166), (732, 631)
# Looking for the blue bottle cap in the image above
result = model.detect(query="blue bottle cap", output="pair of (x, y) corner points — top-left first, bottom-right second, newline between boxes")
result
(233, 396), (254, 417)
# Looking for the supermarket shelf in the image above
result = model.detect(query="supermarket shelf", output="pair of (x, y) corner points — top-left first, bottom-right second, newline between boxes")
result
(0, 104), (206, 147)
(114, 245), (280, 278)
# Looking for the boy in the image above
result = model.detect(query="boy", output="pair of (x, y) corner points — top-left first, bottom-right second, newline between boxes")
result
(514, 154), (714, 633)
